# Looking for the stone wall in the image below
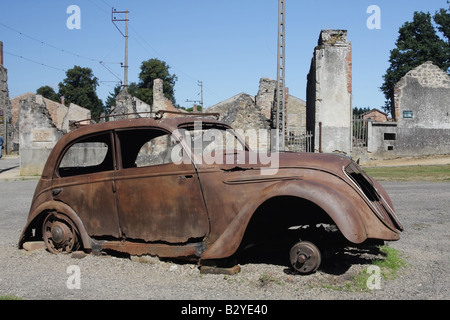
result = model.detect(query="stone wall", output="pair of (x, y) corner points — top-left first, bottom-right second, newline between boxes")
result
(255, 78), (276, 120)
(18, 95), (65, 175)
(152, 78), (179, 114)
(109, 88), (143, 120)
(307, 30), (352, 153)
(109, 79), (178, 120)
(9, 92), (91, 175)
(365, 61), (450, 160)
(0, 65), (13, 153)
(368, 122), (450, 159)
(207, 78), (306, 151)
(391, 61), (450, 129)
(208, 93), (271, 150)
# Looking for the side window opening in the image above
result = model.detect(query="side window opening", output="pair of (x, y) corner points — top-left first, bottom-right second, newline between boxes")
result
(118, 129), (182, 169)
(58, 133), (113, 177)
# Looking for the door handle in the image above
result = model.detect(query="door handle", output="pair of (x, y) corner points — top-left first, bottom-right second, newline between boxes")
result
(179, 175), (193, 180)
(52, 189), (62, 196)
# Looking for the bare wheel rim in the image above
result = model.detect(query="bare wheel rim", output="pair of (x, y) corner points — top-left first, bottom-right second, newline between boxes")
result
(289, 241), (321, 274)
(42, 212), (79, 254)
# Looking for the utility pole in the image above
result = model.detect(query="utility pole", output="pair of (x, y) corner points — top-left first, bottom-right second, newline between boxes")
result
(275, 0), (286, 151)
(186, 80), (204, 113)
(185, 99), (200, 112)
(198, 81), (204, 111)
(112, 8), (129, 88)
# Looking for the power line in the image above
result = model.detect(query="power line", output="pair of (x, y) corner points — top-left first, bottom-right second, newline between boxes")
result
(85, 0), (225, 105)
(1, 20), (124, 94)
(0, 22), (121, 65)
(4, 50), (66, 72)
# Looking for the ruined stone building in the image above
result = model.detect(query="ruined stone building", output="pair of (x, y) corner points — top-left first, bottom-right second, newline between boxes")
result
(368, 61), (450, 159)
(207, 77), (306, 151)
(306, 30), (353, 154)
(9, 93), (91, 175)
(0, 55), (13, 154)
(109, 78), (181, 120)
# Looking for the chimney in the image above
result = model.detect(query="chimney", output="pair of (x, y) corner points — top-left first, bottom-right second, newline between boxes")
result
(0, 41), (3, 66)
(61, 96), (65, 106)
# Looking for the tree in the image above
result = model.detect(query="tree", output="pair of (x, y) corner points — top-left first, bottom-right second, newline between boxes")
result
(135, 58), (177, 106)
(381, 8), (450, 113)
(36, 85), (59, 102)
(105, 82), (139, 115)
(435, 1), (450, 41)
(58, 66), (104, 120)
(353, 107), (370, 116)
(104, 84), (121, 114)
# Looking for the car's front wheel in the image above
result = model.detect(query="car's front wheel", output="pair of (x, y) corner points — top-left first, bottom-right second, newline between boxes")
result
(42, 212), (80, 254)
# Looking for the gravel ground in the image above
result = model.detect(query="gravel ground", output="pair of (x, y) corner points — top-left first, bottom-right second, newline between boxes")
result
(0, 177), (449, 302)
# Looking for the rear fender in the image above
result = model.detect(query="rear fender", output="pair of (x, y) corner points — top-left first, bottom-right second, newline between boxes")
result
(200, 180), (367, 261)
(18, 201), (91, 250)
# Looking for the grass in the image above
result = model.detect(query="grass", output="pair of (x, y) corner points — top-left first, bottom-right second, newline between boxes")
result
(258, 273), (283, 286)
(363, 164), (450, 182)
(348, 245), (407, 292)
(315, 245), (407, 292)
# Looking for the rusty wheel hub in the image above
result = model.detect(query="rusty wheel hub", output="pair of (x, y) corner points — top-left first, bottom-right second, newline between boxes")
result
(289, 241), (321, 275)
(42, 213), (79, 254)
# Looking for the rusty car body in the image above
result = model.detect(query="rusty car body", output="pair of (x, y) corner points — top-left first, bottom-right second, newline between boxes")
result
(18, 112), (403, 274)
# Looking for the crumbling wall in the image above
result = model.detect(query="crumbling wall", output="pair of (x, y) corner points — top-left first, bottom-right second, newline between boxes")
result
(110, 88), (141, 120)
(10, 92), (91, 175)
(367, 61), (450, 159)
(19, 95), (65, 175)
(307, 30), (352, 153)
(255, 78), (276, 120)
(391, 61), (450, 128)
(208, 93), (271, 150)
(0, 65), (13, 153)
(110, 79), (177, 120)
(62, 103), (91, 131)
(152, 78), (179, 115)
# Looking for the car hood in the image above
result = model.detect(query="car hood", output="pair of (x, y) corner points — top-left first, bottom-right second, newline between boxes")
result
(275, 151), (353, 173)
(201, 150), (354, 178)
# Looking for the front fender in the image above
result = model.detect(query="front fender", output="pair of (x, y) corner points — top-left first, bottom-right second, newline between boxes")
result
(200, 179), (368, 261)
(18, 200), (92, 250)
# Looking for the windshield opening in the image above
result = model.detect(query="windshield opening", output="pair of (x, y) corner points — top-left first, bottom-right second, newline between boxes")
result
(177, 122), (247, 158)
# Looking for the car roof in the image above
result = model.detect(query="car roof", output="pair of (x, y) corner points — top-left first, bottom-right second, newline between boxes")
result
(41, 113), (225, 178)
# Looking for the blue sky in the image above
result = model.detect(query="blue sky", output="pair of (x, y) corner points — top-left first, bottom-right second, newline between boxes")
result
(0, 0), (448, 111)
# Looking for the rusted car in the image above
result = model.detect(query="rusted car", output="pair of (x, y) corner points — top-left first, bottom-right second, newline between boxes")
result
(18, 111), (402, 274)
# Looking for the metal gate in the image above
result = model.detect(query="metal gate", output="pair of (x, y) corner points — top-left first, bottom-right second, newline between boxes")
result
(352, 115), (370, 148)
(285, 130), (313, 153)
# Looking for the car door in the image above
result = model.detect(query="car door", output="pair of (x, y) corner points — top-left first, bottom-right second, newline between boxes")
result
(52, 131), (121, 238)
(114, 128), (209, 243)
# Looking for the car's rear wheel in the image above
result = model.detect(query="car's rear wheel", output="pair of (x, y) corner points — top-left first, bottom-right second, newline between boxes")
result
(289, 241), (321, 274)
(42, 212), (80, 254)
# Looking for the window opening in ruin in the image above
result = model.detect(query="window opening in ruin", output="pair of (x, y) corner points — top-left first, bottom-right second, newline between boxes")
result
(384, 133), (397, 140)
(403, 111), (413, 118)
